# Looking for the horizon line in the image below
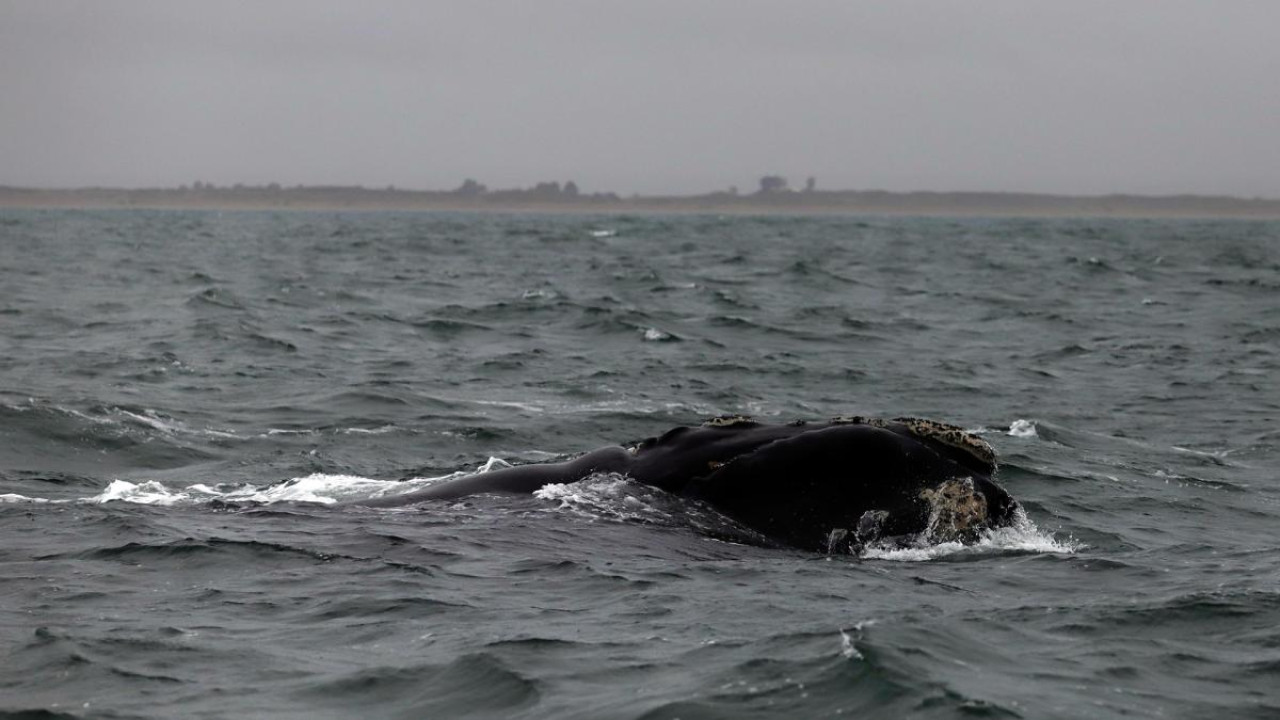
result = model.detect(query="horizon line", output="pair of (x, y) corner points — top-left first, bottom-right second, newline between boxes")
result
(2, 182), (1278, 203)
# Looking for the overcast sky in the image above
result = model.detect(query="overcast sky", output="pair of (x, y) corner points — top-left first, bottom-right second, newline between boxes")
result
(2, 1), (1277, 196)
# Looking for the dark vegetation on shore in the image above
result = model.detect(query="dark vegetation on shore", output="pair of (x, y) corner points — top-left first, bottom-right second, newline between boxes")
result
(3, 176), (1279, 218)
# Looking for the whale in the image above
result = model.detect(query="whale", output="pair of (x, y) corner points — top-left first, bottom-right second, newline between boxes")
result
(353, 415), (1019, 553)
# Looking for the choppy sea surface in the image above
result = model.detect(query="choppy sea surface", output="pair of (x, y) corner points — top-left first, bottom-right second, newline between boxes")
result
(1, 210), (1278, 719)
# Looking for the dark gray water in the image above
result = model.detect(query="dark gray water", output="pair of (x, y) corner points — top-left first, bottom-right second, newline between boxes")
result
(2, 210), (1278, 719)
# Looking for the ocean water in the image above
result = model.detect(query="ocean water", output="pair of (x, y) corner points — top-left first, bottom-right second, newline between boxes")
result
(1, 209), (1278, 719)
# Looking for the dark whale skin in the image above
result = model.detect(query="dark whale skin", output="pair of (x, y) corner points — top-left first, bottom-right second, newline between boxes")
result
(352, 417), (1019, 553)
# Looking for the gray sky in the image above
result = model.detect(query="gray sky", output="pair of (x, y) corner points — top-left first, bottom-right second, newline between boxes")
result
(2, 1), (1277, 196)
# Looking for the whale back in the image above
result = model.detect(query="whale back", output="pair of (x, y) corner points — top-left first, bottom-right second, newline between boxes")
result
(829, 415), (996, 476)
(626, 418), (809, 493)
(352, 413), (1017, 553)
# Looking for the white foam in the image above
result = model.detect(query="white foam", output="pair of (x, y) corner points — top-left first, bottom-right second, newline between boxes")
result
(116, 409), (183, 433)
(860, 511), (1081, 562)
(472, 398), (546, 413)
(535, 474), (631, 503)
(835, 620), (879, 661)
(589, 229), (617, 238)
(75, 474), (418, 506)
(474, 457), (514, 473)
(1, 493), (51, 504)
(66, 458), (516, 508)
(90, 480), (173, 504)
(115, 408), (240, 440)
(1170, 444), (1230, 459)
(642, 328), (672, 342)
(1008, 419), (1038, 438)
(838, 628), (863, 660)
(57, 405), (114, 425)
(339, 425), (398, 435)
(534, 473), (674, 523)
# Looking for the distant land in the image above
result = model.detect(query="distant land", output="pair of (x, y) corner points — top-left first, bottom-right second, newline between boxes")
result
(3, 178), (1280, 218)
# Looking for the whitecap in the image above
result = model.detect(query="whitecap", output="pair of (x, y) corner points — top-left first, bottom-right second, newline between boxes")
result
(838, 628), (863, 660)
(89, 479), (188, 506)
(1008, 419), (1038, 438)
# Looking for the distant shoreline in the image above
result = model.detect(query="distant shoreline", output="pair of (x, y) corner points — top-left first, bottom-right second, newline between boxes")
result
(3, 185), (1279, 219)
